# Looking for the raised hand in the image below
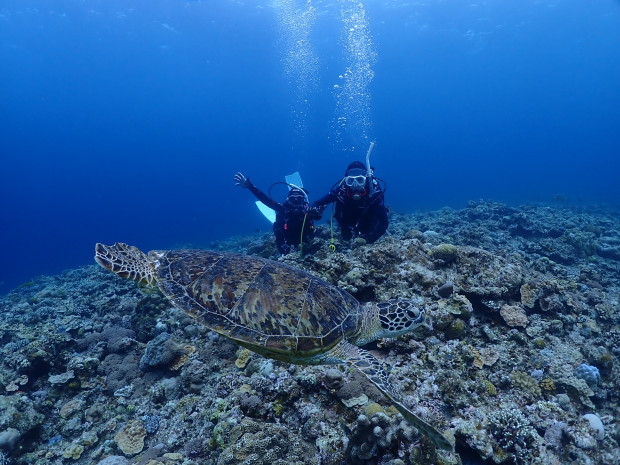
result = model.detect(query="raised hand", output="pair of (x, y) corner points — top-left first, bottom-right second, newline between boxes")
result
(234, 172), (250, 188)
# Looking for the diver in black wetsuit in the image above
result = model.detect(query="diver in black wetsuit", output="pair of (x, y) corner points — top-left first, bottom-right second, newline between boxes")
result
(310, 161), (388, 243)
(234, 172), (316, 255)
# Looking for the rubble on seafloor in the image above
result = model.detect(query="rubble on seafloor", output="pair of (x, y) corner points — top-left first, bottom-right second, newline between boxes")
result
(0, 200), (619, 465)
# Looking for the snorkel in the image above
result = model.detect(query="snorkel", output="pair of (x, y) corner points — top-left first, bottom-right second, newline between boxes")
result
(365, 141), (375, 178)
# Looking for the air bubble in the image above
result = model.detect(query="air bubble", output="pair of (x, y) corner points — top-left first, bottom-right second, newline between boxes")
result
(274, 0), (319, 135)
(332, 0), (377, 151)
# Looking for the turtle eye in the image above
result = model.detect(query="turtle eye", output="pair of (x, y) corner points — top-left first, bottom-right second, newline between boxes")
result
(407, 309), (424, 326)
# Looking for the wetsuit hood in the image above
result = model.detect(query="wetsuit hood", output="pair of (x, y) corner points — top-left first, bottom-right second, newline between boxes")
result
(345, 161), (367, 176)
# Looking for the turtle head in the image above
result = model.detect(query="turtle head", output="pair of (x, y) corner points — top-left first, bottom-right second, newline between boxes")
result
(95, 242), (158, 288)
(357, 298), (425, 344)
(377, 298), (425, 337)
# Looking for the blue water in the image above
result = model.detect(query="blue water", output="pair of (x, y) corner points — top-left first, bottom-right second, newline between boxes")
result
(1, 0), (619, 293)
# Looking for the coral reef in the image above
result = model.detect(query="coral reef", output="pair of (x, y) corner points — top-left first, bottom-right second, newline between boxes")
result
(0, 201), (619, 465)
(346, 412), (418, 463)
(114, 420), (147, 455)
(574, 363), (601, 387)
(510, 370), (542, 398)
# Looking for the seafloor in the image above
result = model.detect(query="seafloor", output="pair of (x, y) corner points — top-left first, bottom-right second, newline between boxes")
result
(0, 200), (618, 465)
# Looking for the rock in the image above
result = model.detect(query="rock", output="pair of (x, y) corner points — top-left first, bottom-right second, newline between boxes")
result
(437, 281), (454, 298)
(478, 347), (500, 367)
(338, 379), (370, 407)
(49, 370), (75, 385)
(62, 443), (85, 459)
(0, 428), (20, 451)
(341, 393), (368, 408)
(444, 318), (466, 339)
(500, 304), (528, 327)
(235, 348), (252, 369)
(139, 332), (185, 371)
(583, 414), (605, 440)
(0, 395), (45, 443)
(96, 456), (130, 465)
(114, 420), (147, 455)
(60, 399), (85, 419)
(544, 421), (568, 450)
(596, 245), (620, 260)
(324, 369), (344, 390)
(520, 282), (540, 308)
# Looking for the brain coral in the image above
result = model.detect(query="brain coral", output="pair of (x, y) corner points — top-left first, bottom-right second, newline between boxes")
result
(430, 243), (458, 263)
(114, 420), (147, 455)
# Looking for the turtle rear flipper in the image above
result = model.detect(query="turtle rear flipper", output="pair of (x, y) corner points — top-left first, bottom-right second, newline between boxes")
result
(95, 242), (157, 288)
(333, 341), (454, 451)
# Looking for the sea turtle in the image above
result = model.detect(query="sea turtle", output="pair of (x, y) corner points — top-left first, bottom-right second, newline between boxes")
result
(95, 242), (454, 451)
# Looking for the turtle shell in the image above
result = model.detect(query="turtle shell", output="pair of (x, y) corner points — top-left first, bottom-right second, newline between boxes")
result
(149, 250), (362, 360)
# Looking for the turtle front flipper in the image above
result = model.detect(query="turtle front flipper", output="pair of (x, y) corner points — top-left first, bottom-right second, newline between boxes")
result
(331, 341), (454, 451)
(95, 243), (157, 288)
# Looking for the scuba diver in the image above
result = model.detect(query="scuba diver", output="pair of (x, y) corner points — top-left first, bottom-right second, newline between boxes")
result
(234, 172), (317, 255)
(310, 146), (388, 244)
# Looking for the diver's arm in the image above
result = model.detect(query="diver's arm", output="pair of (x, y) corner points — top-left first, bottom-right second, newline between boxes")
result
(311, 189), (339, 209)
(246, 182), (282, 212)
(362, 203), (389, 243)
(309, 191), (337, 220)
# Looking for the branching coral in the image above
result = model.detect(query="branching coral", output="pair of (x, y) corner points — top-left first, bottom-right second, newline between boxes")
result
(488, 407), (540, 464)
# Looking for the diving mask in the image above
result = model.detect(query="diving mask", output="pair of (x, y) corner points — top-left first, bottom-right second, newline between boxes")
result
(286, 188), (309, 209)
(287, 194), (307, 206)
(344, 175), (367, 189)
